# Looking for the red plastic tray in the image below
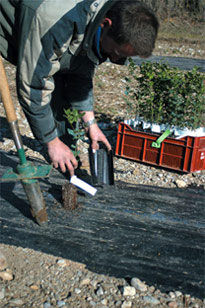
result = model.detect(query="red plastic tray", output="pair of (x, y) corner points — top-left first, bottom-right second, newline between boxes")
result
(115, 123), (205, 173)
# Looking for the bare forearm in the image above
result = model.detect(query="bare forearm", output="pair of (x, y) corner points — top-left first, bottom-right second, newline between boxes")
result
(80, 111), (95, 123)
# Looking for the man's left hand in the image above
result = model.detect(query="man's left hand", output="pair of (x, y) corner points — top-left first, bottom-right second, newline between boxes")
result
(87, 123), (112, 152)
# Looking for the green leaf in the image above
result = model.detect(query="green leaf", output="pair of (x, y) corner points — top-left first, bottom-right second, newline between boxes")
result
(67, 128), (75, 136)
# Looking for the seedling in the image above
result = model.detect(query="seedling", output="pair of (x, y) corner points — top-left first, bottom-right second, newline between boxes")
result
(64, 109), (85, 157)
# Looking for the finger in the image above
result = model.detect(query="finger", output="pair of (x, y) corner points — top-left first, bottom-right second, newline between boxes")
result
(53, 161), (59, 169)
(71, 157), (78, 169)
(59, 161), (66, 173)
(65, 161), (75, 177)
(92, 140), (99, 151)
(100, 137), (112, 151)
(104, 139), (112, 151)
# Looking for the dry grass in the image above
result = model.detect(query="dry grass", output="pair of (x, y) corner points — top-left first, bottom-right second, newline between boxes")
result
(158, 17), (205, 45)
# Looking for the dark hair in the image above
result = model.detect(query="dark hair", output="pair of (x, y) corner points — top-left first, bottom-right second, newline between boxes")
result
(106, 0), (159, 58)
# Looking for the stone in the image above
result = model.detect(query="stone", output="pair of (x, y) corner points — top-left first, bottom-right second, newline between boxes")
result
(169, 291), (176, 298)
(56, 259), (70, 267)
(143, 296), (160, 305)
(9, 298), (24, 305)
(123, 286), (136, 297)
(30, 284), (39, 290)
(55, 294), (61, 301)
(90, 301), (97, 306)
(175, 291), (182, 297)
(132, 168), (139, 176)
(91, 280), (98, 288)
(0, 288), (5, 300)
(131, 278), (147, 292)
(121, 300), (132, 308)
(0, 251), (7, 270)
(149, 286), (155, 293)
(168, 301), (178, 308)
(0, 271), (13, 281)
(80, 278), (91, 286)
(43, 302), (51, 308)
(75, 288), (81, 294)
(175, 179), (187, 188)
(101, 299), (108, 305)
(57, 300), (66, 307)
(96, 286), (104, 296)
(115, 300), (122, 307)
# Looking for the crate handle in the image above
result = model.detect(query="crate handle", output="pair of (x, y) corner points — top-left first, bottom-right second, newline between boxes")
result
(152, 129), (171, 148)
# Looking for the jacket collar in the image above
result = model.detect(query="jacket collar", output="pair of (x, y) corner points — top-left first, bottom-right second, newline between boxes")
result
(82, 0), (115, 64)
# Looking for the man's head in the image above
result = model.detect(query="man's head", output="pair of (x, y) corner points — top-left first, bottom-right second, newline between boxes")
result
(99, 0), (159, 62)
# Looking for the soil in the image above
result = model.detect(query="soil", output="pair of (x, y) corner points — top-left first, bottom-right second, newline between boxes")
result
(0, 22), (204, 308)
(62, 183), (78, 211)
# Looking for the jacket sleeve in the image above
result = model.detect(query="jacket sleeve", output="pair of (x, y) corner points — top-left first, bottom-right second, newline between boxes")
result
(16, 3), (74, 144)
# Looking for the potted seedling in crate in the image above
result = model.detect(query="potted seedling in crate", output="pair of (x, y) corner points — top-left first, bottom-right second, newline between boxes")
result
(124, 59), (205, 134)
(116, 59), (205, 172)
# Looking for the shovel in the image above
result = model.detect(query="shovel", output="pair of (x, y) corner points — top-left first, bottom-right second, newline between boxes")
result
(0, 55), (52, 225)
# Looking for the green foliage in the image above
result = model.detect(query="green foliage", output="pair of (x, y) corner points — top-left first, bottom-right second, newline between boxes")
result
(124, 59), (205, 129)
(64, 109), (85, 157)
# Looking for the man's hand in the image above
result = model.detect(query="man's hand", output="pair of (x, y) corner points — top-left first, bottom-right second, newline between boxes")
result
(47, 137), (78, 175)
(81, 111), (111, 152)
(87, 123), (112, 152)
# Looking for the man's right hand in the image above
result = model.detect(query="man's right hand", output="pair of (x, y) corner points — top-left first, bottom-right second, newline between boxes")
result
(47, 137), (78, 176)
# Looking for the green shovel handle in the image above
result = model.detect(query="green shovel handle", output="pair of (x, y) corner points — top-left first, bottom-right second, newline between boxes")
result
(152, 129), (171, 148)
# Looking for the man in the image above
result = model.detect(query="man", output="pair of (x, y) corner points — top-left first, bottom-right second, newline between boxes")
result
(0, 0), (159, 176)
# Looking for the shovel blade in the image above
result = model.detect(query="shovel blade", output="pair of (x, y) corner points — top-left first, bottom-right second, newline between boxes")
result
(22, 180), (48, 225)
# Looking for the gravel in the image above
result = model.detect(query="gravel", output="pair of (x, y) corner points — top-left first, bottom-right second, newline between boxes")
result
(0, 39), (204, 307)
(0, 244), (204, 308)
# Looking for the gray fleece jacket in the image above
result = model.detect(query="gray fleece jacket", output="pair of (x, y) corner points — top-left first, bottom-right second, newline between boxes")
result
(0, 0), (116, 143)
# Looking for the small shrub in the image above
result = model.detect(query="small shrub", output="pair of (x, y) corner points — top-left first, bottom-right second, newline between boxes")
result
(64, 109), (85, 157)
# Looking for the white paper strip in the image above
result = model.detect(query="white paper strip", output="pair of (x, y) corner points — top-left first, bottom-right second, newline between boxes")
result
(70, 176), (97, 196)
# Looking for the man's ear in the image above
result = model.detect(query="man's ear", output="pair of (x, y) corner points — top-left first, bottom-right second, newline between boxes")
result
(100, 18), (112, 28)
